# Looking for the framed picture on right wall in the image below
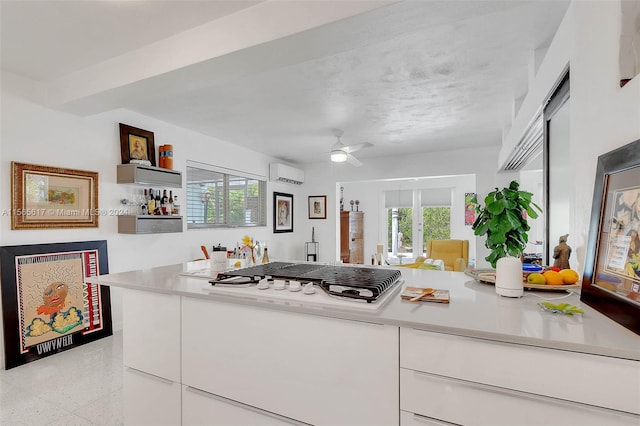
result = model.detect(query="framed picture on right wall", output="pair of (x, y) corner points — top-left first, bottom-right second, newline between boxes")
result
(581, 138), (640, 335)
(308, 195), (327, 219)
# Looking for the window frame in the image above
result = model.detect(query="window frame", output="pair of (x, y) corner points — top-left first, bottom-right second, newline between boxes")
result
(186, 161), (267, 229)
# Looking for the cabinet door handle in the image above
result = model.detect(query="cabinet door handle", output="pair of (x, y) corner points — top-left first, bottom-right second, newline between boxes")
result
(185, 387), (312, 425)
(126, 366), (174, 385)
(411, 412), (460, 425)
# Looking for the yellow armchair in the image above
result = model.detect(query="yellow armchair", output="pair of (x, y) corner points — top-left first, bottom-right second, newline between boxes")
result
(426, 239), (469, 272)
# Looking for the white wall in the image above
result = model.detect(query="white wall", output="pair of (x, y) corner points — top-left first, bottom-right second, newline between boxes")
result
(569, 1), (640, 276)
(500, 0), (640, 277)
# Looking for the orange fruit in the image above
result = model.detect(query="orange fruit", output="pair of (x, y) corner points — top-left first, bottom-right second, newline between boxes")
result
(559, 269), (579, 284)
(542, 270), (563, 285)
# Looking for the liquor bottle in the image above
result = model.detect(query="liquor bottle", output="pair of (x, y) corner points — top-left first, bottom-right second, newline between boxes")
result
(148, 188), (155, 215)
(261, 247), (270, 264)
(162, 189), (168, 215)
(141, 189), (148, 216)
(168, 190), (174, 216)
(172, 195), (180, 216)
(155, 190), (161, 215)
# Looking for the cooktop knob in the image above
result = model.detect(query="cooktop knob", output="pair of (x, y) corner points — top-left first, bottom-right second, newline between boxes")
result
(257, 278), (270, 290)
(302, 282), (316, 295)
(289, 280), (301, 292)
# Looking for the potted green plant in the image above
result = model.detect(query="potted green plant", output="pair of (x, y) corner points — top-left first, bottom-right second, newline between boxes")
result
(472, 180), (542, 268)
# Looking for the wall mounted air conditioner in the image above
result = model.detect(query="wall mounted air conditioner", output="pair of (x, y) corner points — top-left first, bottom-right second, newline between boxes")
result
(269, 163), (305, 185)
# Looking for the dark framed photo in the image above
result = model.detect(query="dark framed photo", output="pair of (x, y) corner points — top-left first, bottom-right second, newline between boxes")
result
(308, 195), (327, 219)
(581, 138), (640, 335)
(11, 162), (99, 230)
(274, 192), (293, 233)
(119, 123), (156, 166)
(0, 240), (112, 369)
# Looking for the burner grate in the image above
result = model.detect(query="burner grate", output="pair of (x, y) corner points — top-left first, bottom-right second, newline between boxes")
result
(300, 267), (402, 302)
(219, 262), (326, 280)
(211, 263), (402, 303)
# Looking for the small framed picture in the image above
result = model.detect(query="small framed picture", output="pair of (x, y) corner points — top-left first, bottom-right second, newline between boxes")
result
(119, 123), (156, 166)
(308, 195), (327, 219)
(274, 192), (293, 233)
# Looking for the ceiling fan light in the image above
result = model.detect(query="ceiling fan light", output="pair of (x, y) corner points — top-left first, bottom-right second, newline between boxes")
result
(331, 150), (348, 162)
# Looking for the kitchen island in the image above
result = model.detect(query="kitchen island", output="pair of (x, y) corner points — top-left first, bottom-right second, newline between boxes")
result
(92, 262), (640, 426)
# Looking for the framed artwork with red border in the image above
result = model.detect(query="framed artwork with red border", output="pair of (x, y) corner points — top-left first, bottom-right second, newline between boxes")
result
(0, 240), (112, 369)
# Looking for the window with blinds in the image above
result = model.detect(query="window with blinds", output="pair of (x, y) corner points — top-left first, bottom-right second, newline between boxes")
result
(384, 188), (452, 257)
(186, 162), (266, 229)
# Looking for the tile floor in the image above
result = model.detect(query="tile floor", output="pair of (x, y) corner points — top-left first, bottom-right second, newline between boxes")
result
(0, 331), (124, 426)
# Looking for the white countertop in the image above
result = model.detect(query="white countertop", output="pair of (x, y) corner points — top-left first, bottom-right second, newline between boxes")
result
(90, 261), (640, 361)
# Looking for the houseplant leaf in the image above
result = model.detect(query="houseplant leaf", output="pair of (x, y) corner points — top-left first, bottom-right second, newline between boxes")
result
(472, 180), (542, 268)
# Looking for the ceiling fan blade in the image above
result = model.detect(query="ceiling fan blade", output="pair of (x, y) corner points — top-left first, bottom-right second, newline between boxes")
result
(346, 154), (363, 167)
(343, 142), (373, 154)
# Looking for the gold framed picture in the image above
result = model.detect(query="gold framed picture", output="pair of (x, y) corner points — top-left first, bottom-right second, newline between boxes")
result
(11, 162), (99, 230)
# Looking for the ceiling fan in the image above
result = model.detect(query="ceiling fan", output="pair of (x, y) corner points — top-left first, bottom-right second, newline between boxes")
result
(329, 129), (373, 167)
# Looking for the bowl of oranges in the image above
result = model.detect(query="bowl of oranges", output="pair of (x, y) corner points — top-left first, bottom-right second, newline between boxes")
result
(525, 266), (580, 290)
(466, 264), (581, 291)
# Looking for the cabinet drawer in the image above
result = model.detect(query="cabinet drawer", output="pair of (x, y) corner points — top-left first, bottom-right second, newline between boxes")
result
(182, 297), (398, 426)
(401, 368), (639, 425)
(123, 290), (181, 382)
(400, 328), (640, 414)
(124, 367), (181, 426)
(118, 215), (182, 234)
(183, 386), (308, 425)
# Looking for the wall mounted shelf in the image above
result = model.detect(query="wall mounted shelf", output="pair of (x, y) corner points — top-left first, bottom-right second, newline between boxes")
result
(117, 164), (182, 187)
(118, 215), (183, 234)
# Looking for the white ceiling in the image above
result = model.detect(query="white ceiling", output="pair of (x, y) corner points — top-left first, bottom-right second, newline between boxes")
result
(0, 0), (570, 166)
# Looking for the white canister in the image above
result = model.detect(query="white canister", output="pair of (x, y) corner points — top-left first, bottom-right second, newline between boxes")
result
(495, 256), (524, 297)
(210, 250), (228, 272)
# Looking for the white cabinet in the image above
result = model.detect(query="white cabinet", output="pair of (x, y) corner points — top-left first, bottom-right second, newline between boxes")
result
(400, 328), (640, 425)
(401, 369), (638, 425)
(122, 289), (181, 382)
(124, 367), (181, 426)
(183, 386), (307, 426)
(182, 297), (399, 426)
(122, 290), (181, 425)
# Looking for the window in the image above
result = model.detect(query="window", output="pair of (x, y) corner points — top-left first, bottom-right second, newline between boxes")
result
(186, 161), (266, 228)
(422, 206), (451, 243)
(385, 188), (451, 260)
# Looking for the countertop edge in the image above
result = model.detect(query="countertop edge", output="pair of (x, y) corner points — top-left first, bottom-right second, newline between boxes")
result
(92, 271), (640, 362)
